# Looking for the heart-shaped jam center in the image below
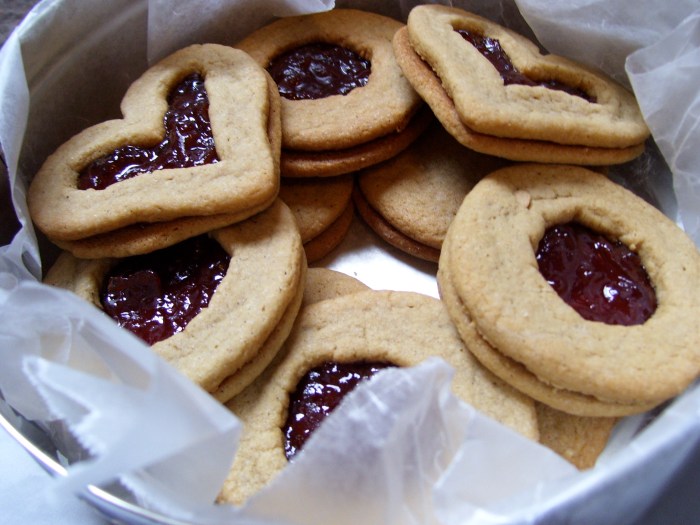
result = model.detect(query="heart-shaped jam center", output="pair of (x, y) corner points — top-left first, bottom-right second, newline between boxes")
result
(78, 73), (219, 191)
(536, 222), (657, 325)
(283, 360), (394, 460)
(267, 43), (371, 101)
(101, 235), (230, 345)
(455, 29), (594, 102)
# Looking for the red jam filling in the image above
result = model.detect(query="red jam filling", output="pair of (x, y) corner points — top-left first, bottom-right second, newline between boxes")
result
(100, 235), (230, 345)
(267, 43), (371, 100)
(78, 73), (218, 190)
(536, 222), (656, 325)
(456, 29), (594, 102)
(283, 360), (394, 460)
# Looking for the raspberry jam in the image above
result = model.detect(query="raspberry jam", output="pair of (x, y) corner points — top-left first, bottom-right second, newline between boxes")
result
(536, 222), (656, 325)
(267, 43), (371, 100)
(100, 235), (230, 345)
(456, 30), (594, 102)
(78, 73), (218, 190)
(283, 361), (393, 460)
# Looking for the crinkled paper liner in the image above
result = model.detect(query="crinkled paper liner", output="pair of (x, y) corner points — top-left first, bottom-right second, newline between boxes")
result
(1, 1), (700, 524)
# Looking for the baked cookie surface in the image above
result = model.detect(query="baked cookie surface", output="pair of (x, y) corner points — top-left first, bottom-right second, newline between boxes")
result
(438, 164), (700, 415)
(219, 290), (538, 505)
(28, 44), (280, 243)
(45, 199), (306, 403)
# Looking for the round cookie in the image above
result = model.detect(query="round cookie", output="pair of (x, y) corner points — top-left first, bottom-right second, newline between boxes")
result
(354, 122), (507, 262)
(393, 6), (648, 165)
(44, 199), (306, 403)
(28, 44), (281, 243)
(279, 175), (354, 263)
(438, 164), (700, 416)
(235, 9), (428, 177)
(218, 290), (538, 505)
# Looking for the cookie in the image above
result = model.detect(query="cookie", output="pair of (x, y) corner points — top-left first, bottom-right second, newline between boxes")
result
(437, 164), (700, 417)
(535, 403), (617, 470)
(279, 175), (354, 263)
(44, 199), (306, 403)
(218, 290), (538, 505)
(48, 72), (283, 259)
(28, 43), (281, 245)
(354, 122), (507, 262)
(393, 6), (649, 164)
(235, 9), (429, 177)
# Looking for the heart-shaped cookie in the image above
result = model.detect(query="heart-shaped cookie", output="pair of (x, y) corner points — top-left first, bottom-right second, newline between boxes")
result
(28, 43), (280, 243)
(396, 6), (650, 164)
(44, 199), (306, 403)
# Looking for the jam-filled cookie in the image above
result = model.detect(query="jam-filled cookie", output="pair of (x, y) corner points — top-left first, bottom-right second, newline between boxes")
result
(354, 122), (507, 262)
(394, 5), (649, 165)
(235, 9), (431, 178)
(28, 44), (281, 253)
(437, 164), (700, 417)
(44, 200), (306, 403)
(218, 290), (538, 505)
(279, 175), (354, 263)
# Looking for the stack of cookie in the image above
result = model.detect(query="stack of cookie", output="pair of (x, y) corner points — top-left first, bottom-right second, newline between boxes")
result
(31, 43), (308, 403)
(235, 9), (432, 262)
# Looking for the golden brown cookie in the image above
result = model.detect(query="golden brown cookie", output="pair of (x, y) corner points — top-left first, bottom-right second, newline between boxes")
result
(279, 175), (354, 263)
(354, 122), (507, 262)
(536, 403), (617, 470)
(394, 6), (649, 164)
(438, 164), (700, 417)
(235, 9), (429, 177)
(28, 44), (281, 244)
(219, 290), (538, 505)
(44, 199), (306, 403)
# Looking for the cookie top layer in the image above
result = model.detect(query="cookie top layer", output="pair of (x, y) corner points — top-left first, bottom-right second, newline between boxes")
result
(220, 290), (537, 505)
(443, 164), (700, 407)
(28, 44), (279, 241)
(236, 9), (423, 151)
(45, 199), (306, 399)
(405, 5), (649, 149)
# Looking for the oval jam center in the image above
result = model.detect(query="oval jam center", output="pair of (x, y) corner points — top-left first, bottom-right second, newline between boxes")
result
(78, 73), (218, 191)
(455, 29), (594, 102)
(267, 42), (371, 101)
(100, 235), (230, 345)
(283, 361), (394, 460)
(536, 222), (657, 326)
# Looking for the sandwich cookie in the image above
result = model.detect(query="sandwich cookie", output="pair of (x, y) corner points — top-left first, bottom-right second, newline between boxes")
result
(44, 200), (306, 403)
(235, 9), (430, 178)
(438, 164), (700, 417)
(394, 5), (649, 165)
(28, 44), (281, 256)
(218, 290), (538, 504)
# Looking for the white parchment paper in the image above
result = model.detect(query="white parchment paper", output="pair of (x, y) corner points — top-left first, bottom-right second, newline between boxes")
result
(2, 1), (700, 524)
